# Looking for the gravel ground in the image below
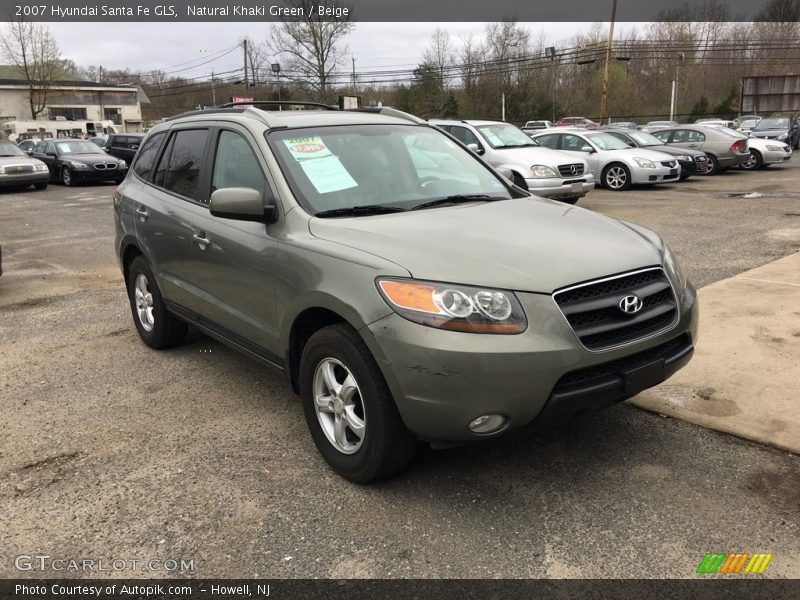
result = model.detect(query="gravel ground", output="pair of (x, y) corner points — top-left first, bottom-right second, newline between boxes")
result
(0, 165), (798, 579)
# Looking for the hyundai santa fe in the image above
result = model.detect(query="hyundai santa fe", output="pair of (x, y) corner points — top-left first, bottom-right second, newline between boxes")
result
(113, 103), (698, 482)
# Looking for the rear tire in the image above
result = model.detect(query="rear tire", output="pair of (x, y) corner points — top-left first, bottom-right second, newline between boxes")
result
(126, 256), (187, 349)
(299, 323), (416, 483)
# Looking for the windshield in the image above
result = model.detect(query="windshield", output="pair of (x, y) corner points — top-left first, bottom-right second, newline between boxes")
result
(755, 118), (790, 130)
(741, 120), (758, 128)
(626, 131), (665, 147)
(55, 140), (102, 154)
(268, 124), (513, 215)
(585, 132), (631, 151)
(474, 123), (536, 149)
(0, 142), (26, 157)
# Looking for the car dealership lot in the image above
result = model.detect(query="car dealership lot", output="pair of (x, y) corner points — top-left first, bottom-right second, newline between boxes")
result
(1, 169), (798, 578)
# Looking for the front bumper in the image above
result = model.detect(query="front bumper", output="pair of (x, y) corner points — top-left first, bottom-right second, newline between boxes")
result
(367, 281), (698, 442)
(762, 146), (792, 164)
(679, 158), (707, 175)
(72, 167), (127, 181)
(524, 175), (595, 199)
(630, 165), (681, 184)
(0, 171), (50, 187)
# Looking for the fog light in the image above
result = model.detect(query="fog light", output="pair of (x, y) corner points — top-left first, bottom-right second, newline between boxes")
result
(469, 414), (506, 434)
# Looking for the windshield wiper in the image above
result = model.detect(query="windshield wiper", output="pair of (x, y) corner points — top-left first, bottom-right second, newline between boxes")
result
(409, 194), (501, 211)
(314, 204), (407, 218)
(497, 143), (536, 149)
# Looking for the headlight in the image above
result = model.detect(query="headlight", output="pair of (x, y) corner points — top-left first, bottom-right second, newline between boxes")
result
(777, 133), (788, 140)
(118, 160), (127, 168)
(376, 278), (527, 334)
(633, 157), (656, 168)
(530, 164), (558, 178)
(34, 164), (48, 172)
(663, 244), (687, 292)
(69, 161), (89, 169)
(766, 144), (784, 151)
(0, 166), (6, 175)
(675, 155), (692, 161)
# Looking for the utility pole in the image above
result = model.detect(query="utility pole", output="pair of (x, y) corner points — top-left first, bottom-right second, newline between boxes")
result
(669, 52), (685, 123)
(351, 57), (356, 96)
(546, 47), (556, 122)
(598, 0), (618, 125)
(243, 38), (249, 90)
(501, 91), (506, 121)
(211, 69), (216, 106)
(98, 66), (105, 129)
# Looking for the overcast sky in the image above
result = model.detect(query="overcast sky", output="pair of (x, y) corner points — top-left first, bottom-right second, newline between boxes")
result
(44, 22), (643, 79)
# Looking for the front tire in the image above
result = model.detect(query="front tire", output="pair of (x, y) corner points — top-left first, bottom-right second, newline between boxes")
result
(602, 163), (632, 191)
(741, 150), (762, 170)
(299, 323), (416, 483)
(61, 167), (73, 186)
(126, 256), (187, 349)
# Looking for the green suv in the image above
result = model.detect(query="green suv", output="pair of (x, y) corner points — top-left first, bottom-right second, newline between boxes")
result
(114, 104), (698, 482)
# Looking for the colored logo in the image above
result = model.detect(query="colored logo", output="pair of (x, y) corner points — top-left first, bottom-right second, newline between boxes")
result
(696, 552), (773, 574)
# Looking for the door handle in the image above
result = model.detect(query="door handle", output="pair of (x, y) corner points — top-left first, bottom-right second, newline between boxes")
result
(135, 206), (148, 221)
(193, 233), (210, 249)
(688, 144), (698, 148)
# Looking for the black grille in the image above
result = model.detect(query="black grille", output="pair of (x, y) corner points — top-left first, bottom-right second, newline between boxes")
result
(558, 163), (584, 177)
(554, 334), (690, 390)
(554, 268), (679, 351)
(660, 160), (677, 168)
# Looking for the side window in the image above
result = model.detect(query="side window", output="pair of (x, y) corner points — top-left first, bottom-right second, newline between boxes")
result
(535, 134), (559, 149)
(132, 132), (166, 181)
(449, 126), (480, 147)
(562, 134), (586, 151)
(34, 142), (46, 153)
(688, 130), (705, 142)
(211, 130), (266, 197)
(45, 142), (56, 155)
(161, 129), (209, 200)
(651, 130), (670, 142)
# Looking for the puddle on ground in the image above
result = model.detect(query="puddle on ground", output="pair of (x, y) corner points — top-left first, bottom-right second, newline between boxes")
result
(719, 191), (800, 199)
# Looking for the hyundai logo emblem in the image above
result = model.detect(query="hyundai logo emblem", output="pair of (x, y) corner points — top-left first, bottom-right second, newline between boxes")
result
(618, 294), (643, 314)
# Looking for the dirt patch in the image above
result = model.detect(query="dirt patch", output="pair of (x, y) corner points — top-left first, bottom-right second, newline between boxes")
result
(743, 469), (800, 514)
(1, 451), (88, 498)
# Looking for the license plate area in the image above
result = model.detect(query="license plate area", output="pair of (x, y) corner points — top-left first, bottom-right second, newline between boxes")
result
(571, 182), (583, 193)
(622, 359), (666, 395)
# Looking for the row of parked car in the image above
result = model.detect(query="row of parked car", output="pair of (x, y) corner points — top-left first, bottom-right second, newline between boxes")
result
(429, 118), (792, 203)
(1, 133), (143, 190)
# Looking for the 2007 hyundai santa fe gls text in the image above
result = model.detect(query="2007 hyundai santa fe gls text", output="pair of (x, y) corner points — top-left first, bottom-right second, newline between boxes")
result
(113, 103), (698, 482)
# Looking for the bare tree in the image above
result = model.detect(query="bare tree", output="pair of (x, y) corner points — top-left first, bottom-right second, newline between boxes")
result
(1, 18), (62, 119)
(266, 0), (354, 100)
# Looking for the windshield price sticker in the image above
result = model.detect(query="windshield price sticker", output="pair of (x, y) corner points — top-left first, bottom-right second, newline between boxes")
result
(283, 137), (358, 194)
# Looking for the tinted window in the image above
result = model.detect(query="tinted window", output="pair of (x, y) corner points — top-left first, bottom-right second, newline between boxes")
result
(211, 131), (266, 196)
(133, 132), (166, 180)
(535, 134), (559, 149)
(448, 126), (480, 147)
(651, 130), (671, 142)
(562, 134), (587, 151)
(162, 129), (209, 200)
(671, 130), (705, 143)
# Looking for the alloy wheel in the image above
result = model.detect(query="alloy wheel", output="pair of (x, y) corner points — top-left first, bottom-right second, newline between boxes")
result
(606, 166), (627, 189)
(134, 274), (155, 332)
(312, 358), (366, 454)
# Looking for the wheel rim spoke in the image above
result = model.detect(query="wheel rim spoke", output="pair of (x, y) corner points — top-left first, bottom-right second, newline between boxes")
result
(312, 357), (366, 455)
(315, 394), (334, 413)
(340, 373), (358, 402)
(333, 414), (348, 447)
(343, 406), (365, 440)
(321, 361), (341, 396)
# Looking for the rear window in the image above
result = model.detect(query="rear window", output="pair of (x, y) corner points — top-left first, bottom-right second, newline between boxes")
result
(159, 129), (209, 201)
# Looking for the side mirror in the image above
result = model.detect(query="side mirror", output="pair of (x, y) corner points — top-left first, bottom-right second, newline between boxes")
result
(496, 167), (515, 183)
(467, 143), (485, 155)
(46, 151), (56, 157)
(580, 145), (594, 153)
(25, 150), (33, 156)
(210, 187), (277, 223)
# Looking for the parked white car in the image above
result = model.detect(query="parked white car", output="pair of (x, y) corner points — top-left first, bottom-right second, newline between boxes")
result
(740, 137), (792, 170)
(530, 129), (681, 191)
(430, 119), (595, 204)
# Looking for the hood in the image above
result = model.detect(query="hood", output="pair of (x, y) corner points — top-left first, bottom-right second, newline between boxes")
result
(63, 153), (121, 165)
(494, 146), (587, 168)
(308, 198), (664, 293)
(639, 145), (705, 158)
(0, 155), (44, 166)
(616, 147), (680, 162)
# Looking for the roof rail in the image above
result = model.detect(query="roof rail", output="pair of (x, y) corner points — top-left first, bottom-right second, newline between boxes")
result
(165, 107), (246, 121)
(348, 106), (425, 124)
(220, 100), (337, 110)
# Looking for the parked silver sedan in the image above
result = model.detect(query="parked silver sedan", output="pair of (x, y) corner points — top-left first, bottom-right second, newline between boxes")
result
(740, 137), (792, 170)
(649, 125), (750, 174)
(530, 129), (681, 191)
(0, 141), (49, 190)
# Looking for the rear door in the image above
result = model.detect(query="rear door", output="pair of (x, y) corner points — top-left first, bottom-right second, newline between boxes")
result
(668, 129), (705, 151)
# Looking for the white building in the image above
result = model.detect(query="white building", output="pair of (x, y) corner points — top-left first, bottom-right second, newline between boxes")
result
(0, 65), (149, 134)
